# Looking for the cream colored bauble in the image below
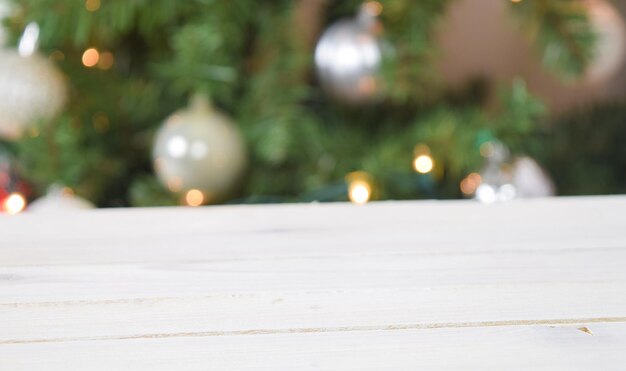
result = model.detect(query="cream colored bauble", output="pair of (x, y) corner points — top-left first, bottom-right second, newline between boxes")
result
(585, 0), (626, 83)
(0, 50), (67, 139)
(28, 186), (94, 213)
(153, 96), (247, 203)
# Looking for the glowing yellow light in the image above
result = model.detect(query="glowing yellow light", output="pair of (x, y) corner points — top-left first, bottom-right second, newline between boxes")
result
(98, 52), (114, 70)
(460, 172), (482, 195)
(349, 181), (371, 205)
(85, 0), (101, 12)
(414, 155), (434, 174)
(3, 192), (26, 214)
(511, 0), (523, 3)
(364, 1), (383, 16)
(185, 189), (204, 207)
(82, 48), (100, 67)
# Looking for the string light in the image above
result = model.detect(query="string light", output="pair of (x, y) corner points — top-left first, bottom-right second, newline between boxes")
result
(82, 48), (100, 67)
(414, 155), (434, 174)
(413, 144), (434, 174)
(3, 192), (26, 214)
(85, 0), (101, 12)
(185, 189), (204, 207)
(460, 172), (482, 196)
(346, 171), (373, 205)
(349, 180), (371, 205)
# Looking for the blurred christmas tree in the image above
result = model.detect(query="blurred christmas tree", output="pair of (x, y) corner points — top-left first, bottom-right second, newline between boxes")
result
(0, 0), (620, 208)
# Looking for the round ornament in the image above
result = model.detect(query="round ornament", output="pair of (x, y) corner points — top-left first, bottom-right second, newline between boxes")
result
(152, 95), (247, 203)
(511, 156), (554, 198)
(0, 23), (67, 139)
(314, 3), (386, 104)
(28, 186), (94, 213)
(471, 141), (554, 203)
(584, 0), (626, 82)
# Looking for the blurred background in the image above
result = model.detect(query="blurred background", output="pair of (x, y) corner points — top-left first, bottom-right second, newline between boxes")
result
(0, 0), (624, 213)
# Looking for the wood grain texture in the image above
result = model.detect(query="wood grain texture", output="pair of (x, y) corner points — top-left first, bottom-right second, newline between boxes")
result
(1, 196), (626, 369)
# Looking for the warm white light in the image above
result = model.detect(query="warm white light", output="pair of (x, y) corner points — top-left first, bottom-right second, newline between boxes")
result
(4, 192), (26, 214)
(185, 189), (204, 207)
(349, 181), (371, 205)
(498, 184), (517, 201)
(475, 184), (498, 204)
(414, 155), (434, 174)
(82, 48), (100, 67)
(85, 0), (101, 12)
(460, 172), (482, 195)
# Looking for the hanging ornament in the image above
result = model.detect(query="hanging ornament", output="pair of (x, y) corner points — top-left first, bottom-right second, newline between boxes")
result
(467, 141), (554, 203)
(584, 0), (626, 83)
(511, 156), (555, 198)
(314, 2), (387, 104)
(152, 95), (247, 204)
(28, 185), (94, 213)
(0, 23), (67, 139)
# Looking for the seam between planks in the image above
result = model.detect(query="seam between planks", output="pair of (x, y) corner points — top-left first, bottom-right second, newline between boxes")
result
(3, 245), (626, 268)
(3, 317), (626, 345)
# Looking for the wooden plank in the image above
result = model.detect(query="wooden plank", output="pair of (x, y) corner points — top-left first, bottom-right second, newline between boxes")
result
(2, 196), (625, 266)
(1, 196), (626, 369)
(2, 323), (626, 370)
(1, 250), (626, 342)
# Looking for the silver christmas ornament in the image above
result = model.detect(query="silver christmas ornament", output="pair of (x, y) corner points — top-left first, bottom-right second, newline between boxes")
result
(315, 3), (386, 104)
(0, 23), (67, 139)
(473, 141), (554, 204)
(153, 95), (247, 203)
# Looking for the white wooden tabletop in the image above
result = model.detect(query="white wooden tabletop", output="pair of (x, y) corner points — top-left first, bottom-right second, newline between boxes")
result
(1, 196), (626, 370)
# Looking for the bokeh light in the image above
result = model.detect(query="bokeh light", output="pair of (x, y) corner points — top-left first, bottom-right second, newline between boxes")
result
(414, 154), (434, 174)
(185, 189), (204, 207)
(85, 0), (101, 12)
(349, 181), (371, 205)
(3, 192), (26, 214)
(82, 48), (100, 67)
